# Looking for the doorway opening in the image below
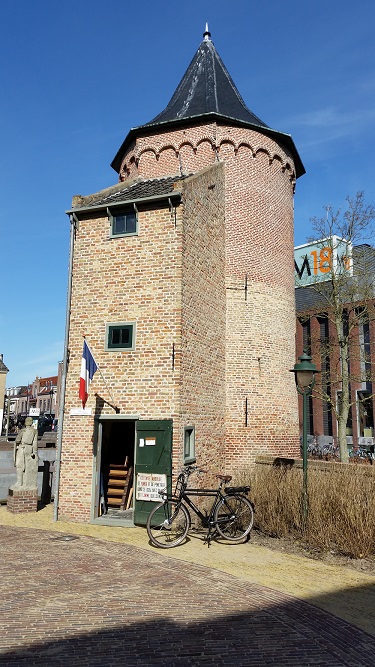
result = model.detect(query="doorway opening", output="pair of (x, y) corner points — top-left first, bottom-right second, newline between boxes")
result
(98, 419), (135, 523)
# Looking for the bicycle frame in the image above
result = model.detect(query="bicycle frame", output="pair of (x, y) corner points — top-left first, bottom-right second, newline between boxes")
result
(174, 487), (227, 528)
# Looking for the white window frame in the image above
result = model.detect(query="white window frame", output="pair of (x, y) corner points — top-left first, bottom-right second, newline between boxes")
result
(183, 425), (196, 464)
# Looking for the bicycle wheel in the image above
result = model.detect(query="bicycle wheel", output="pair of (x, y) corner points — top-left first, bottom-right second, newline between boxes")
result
(213, 494), (254, 542)
(146, 501), (190, 548)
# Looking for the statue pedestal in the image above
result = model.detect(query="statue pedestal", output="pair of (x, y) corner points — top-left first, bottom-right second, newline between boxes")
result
(7, 488), (38, 513)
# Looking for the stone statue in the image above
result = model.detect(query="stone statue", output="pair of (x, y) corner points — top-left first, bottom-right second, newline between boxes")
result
(11, 417), (38, 490)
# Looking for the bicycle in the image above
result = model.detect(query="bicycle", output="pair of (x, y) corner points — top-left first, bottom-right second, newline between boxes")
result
(349, 445), (374, 465)
(302, 435), (319, 457)
(321, 438), (340, 460)
(146, 465), (254, 548)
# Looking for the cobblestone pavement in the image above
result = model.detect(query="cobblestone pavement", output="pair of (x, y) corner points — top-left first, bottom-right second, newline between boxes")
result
(1, 525), (375, 666)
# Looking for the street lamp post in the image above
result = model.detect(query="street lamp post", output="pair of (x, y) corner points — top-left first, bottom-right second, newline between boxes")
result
(290, 351), (320, 529)
(26, 384), (30, 418)
(5, 394), (10, 439)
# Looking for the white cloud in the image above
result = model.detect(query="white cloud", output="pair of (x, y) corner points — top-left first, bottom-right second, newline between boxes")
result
(279, 104), (375, 161)
(5, 341), (63, 388)
(22, 342), (64, 368)
(291, 106), (375, 131)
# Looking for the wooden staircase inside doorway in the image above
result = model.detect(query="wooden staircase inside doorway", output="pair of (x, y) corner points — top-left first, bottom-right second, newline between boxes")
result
(106, 456), (134, 511)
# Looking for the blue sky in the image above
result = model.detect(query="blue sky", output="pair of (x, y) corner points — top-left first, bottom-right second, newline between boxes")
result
(1, 0), (375, 387)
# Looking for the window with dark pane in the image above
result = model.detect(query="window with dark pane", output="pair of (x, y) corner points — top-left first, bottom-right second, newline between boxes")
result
(107, 324), (134, 350)
(111, 209), (137, 236)
(112, 327), (130, 346)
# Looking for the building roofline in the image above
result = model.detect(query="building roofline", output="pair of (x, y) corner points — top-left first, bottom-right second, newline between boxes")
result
(66, 190), (182, 216)
(110, 113), (305, 179)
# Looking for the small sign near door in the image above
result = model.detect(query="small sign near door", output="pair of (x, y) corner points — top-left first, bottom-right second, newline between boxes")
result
(139, 438), (156, 447)
(136, 473), (167, 501)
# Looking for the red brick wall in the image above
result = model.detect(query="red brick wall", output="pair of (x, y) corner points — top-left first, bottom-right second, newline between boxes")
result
(220, 132), (298, 466)
(60, 164), (227, 520)
(179, 164), (226, 480)
(59, 202), (184, 521)
(118, 121), (300, 467)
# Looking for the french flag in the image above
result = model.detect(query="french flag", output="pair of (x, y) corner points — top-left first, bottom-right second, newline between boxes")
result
(79, 340), (98, 408)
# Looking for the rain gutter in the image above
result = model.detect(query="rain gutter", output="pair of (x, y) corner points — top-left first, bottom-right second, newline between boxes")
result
(65, 191), (182, 216)
(53, 213), (77, 522)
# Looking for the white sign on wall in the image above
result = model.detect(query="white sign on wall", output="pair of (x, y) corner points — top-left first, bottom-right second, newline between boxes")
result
(70, 407), (93, 416)
(294, 235), (353, 287)
(136, 473), (167, 501)
(29, 408), (40, 417)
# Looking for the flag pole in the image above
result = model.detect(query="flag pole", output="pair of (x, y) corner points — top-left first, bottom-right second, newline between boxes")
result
(83, 335), (119, 410)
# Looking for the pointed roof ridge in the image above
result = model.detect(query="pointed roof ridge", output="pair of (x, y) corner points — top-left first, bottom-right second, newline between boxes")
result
(146, 32), (268, 129)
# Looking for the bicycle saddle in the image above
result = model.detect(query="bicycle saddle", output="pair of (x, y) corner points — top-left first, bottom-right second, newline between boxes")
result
(216, 474), (232, 482)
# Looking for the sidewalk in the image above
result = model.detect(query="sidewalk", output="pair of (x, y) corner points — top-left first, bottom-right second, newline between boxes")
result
(0, 503), (374, 638)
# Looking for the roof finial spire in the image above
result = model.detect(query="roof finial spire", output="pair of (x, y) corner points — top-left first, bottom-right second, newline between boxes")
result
(203, 23), (211, 41)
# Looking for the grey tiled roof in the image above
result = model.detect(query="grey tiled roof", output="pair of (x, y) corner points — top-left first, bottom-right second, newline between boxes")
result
(295, 285), (330, 312)
(71, 176), (186, 212)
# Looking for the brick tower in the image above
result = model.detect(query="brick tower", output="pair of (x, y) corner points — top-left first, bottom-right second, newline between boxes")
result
(58, 27), (304, 524)
(111, 27), (305, 464)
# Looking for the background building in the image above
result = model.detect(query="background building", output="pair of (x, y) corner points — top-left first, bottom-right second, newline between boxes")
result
(4, 362), (62, 433)
(295, 242), (375, 449)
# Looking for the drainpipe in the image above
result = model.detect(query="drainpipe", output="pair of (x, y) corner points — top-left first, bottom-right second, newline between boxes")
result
(53, 214), (76, 521)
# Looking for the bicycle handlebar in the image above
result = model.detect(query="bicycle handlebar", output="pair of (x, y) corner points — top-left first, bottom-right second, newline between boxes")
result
(182, 465), (207, 475)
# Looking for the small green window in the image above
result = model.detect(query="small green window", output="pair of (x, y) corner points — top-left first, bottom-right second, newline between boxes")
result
(106, 323), (135, 350)
(184, 426), (196, 464)
(110, 209), (137, 237)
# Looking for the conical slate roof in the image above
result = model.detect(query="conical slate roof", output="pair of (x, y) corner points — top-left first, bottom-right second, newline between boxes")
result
(111, 28), (305, 178)
(148, 27), (268, 128)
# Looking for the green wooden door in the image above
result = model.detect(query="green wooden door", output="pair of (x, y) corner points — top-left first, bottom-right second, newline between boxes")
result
(134, 419), (173, 525)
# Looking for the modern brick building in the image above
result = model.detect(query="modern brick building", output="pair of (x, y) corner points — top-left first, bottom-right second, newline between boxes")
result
(295, 242), (375, 450)
(57, 28), (305, 525)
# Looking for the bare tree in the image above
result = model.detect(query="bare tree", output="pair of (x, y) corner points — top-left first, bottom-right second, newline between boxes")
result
(296, 192), (375, 463)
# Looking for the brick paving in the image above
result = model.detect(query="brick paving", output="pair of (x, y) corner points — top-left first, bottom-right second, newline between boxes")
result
(1, 525), (375, 666)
